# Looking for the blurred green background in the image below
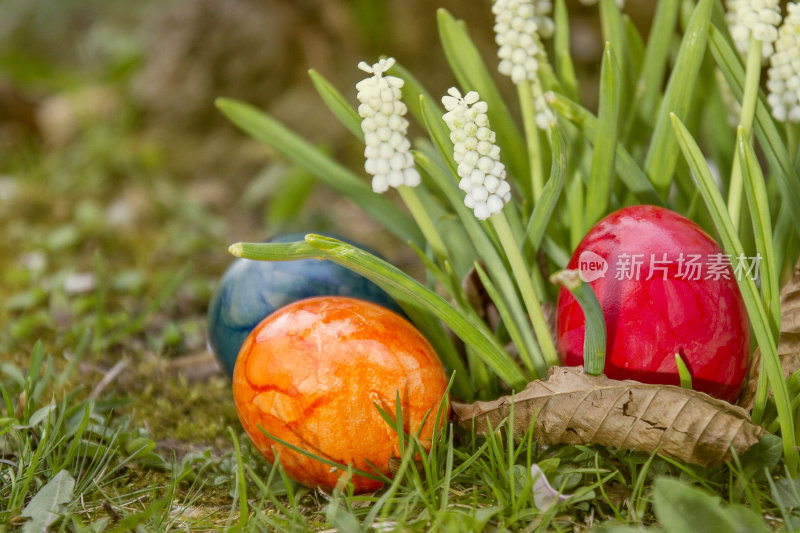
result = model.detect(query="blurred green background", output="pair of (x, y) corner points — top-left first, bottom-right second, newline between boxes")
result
(0, 0), (652, 373)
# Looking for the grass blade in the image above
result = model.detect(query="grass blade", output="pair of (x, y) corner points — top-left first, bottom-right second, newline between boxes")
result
(308, 69), (363, 140)
(737, 127), (779, 336)
(670, 113), (798, 475)
(553, 0), (579, 101)
(634, 0), (680, 121)
(644, 0), (714, 193)
(389, 61), (440, 133)
(524, 122), (567, 253)
(599, 0), (634, 126)
(585, 42), (621, 228)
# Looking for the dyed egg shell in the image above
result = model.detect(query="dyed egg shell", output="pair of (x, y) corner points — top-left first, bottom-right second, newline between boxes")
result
(556, 205), (750, 403)
(233, 296), (449, 493)
(207, 233), (402, 377)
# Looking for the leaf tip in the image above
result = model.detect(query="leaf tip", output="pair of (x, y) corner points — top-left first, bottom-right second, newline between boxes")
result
(550, 269), (581, 291)
(228, 243), (244, 257)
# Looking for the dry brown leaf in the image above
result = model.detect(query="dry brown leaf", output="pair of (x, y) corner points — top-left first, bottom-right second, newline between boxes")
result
(452, 367), (763, 468)
(778, 260), (800, 378)
(739, 259), (800, 409)
(737, 346), (760, 410)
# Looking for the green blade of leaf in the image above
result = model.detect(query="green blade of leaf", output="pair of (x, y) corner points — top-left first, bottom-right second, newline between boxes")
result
(645, 0), (714, 193)
(652, 478), (738, 533)
(547, 92), (662, 205)
(599, 0), (634, 126)
(308, 68), (363, 140)
(21, 470), (76, 533)
(671, 113), (798, 474)
(737, 127), (780, 337)
(437, 8), (529, 191)
(550, 271), (606, 376)
(675, 354), (693, 390)
(524, 122), (566, 253)
(624, 16), (646, 77)
(634, 0), (680, 121)
(553, 0), (579, 101)
(230, 238), (527, 389)
(389, 61), (439, 133)
(215, 97), (423, 247)
(585, 42), (621, 228)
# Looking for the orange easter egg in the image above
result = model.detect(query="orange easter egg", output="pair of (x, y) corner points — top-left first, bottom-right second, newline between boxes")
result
(232, 296), (449, 493)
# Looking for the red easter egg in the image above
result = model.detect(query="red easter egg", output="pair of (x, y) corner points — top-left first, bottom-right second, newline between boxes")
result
(233, 296), (449, 493)
(556, 205), (750, 402)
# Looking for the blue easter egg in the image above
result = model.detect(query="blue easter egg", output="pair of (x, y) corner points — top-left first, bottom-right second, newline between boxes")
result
(207, 233), (403, 377)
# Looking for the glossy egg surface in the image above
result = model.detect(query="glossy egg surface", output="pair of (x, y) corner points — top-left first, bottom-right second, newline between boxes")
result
(232, 296), (448, 493)
(556, 205), (750, 402)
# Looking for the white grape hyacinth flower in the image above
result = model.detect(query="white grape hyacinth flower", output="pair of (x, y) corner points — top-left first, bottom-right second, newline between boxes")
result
(492, 0), (552, 84)
(767, 2), (800, 122)
(356, 57), (420, 193)
(725, 0), (782, 58)
(442, 88), (512, 220)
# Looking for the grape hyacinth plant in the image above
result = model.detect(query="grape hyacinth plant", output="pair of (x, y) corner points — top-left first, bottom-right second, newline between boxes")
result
(218, 0), (800, 491)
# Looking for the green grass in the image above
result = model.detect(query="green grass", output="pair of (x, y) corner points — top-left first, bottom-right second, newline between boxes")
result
(3, 341), (799, 531)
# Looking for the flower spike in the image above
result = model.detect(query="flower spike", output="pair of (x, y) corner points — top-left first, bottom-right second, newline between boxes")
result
(725, 0), (782, 59)
(491, 0), (551, 84)
(356, 57), (420, 193)
(442, 88), (511, 220)
(767, 2), (800, 122)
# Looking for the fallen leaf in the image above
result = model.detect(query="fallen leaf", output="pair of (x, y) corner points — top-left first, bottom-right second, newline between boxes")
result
(737, 347), (760, 410)
(21, 469), (75, 533)
(777, 260), (800, 378)
(452, 367), (763, 468)
(739, 259), (800, 409)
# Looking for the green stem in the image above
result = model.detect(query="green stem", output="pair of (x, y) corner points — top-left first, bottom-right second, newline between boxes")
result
(567, 171), (585, 250)
(397, 185), (448, 260)
(490, 211), (559, 369)
(751, 356), (769, 424)
(727, 36), (762, 229)
(550, 270), (606, 376)
(517, 80), (545, 203)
